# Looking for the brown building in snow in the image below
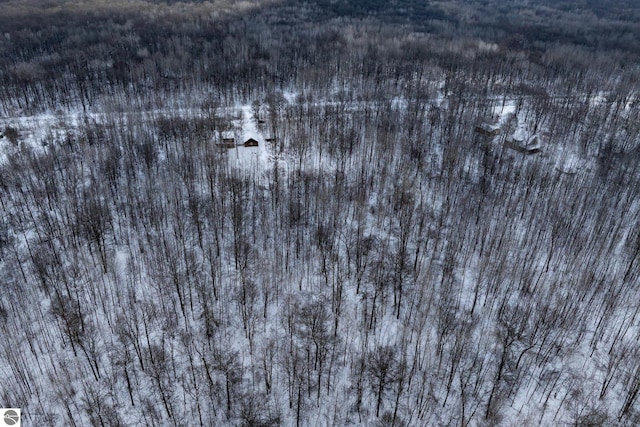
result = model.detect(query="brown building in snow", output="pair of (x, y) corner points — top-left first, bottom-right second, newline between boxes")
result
(475, 123), (501, 137)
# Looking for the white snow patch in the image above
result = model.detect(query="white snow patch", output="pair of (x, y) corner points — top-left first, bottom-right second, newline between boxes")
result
(494, 100), (516, 125)
(226, 105), (273, 177)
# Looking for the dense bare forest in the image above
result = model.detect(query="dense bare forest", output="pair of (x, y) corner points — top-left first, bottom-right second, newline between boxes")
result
(1, 0), (640, 425)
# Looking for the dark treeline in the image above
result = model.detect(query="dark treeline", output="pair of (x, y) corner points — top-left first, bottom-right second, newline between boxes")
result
(1, 0), (640, 426)
(0, 0), (639, 113)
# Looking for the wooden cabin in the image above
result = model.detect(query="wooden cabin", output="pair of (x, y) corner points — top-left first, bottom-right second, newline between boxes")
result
(220, 131), (236, 148)
(218, 131), (236, 148)
(475, 123), (501, 137)
(505, 135), (542, 154)
(244, 138), (259, 147)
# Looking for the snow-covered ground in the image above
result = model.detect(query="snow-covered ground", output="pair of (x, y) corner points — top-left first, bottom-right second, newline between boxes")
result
(226, 105), (273, 177)
(1, 87), (638, 425)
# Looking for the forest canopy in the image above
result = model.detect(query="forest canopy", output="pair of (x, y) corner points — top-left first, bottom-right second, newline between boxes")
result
(1, 0), (640, 426)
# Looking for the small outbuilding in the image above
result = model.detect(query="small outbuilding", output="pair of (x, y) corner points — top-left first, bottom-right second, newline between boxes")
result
(505, 134), (543, 154)
(218, 130), (236, 148)
(475, 123), (501, 137)
(221, 130), (235, 141)
(216, 131), (236, 148)
(244, 138), (259, 147)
